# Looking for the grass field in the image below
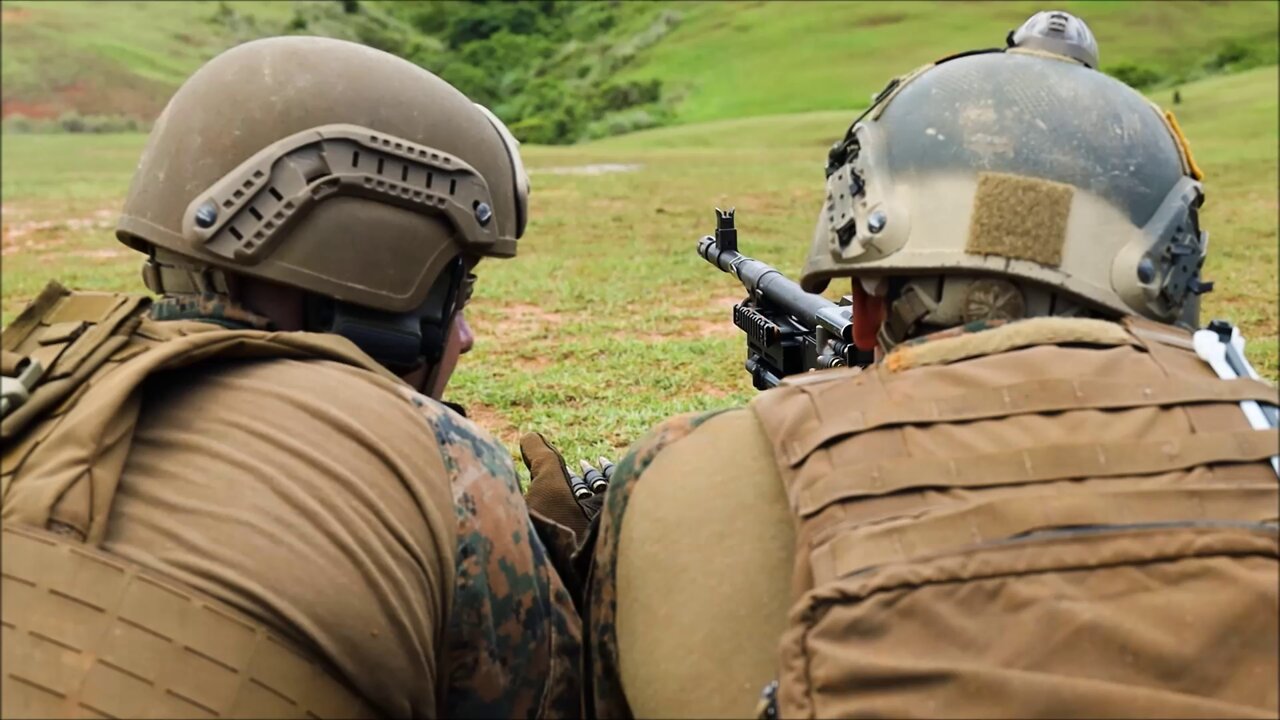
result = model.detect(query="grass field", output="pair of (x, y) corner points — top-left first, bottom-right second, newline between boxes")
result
(2, 65), (1276, 473)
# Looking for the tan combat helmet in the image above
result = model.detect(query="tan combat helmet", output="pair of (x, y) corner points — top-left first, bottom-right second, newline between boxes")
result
(116, 36), (529, 369)
(805, 12), (1210, 348)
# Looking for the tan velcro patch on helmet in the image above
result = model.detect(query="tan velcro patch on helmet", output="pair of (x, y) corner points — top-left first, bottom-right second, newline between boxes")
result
(966, 171), (1073, 267)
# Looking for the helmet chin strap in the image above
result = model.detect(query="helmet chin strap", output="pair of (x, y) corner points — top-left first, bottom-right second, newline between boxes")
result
(875, 284), (934, 353)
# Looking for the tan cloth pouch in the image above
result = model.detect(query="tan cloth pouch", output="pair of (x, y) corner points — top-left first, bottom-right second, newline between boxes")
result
(775, 523), (1279, 719)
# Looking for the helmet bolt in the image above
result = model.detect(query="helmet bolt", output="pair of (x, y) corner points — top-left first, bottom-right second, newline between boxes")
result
(194, 201), (218, 229)
(474, 201), (493, 226)
(1137, 257), (1156, 284)
(867, 210), (887, 234)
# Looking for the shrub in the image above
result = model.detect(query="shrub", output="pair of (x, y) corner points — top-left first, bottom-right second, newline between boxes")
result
(57, 111), (87, 133)
(1108, 62), (1162, 90)
(2, 115), (40, 133)
(580, 106), (671, 141)
(597, 80), (663, 113)
(1206, 39), (1254, 71)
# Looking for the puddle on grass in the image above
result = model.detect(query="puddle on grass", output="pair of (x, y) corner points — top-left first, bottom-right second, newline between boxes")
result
(529, 163), (642, 176)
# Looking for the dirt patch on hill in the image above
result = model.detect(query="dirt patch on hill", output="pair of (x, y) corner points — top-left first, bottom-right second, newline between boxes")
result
(1, 6), (31, 23)
(2, 98), (63, 120)
(2, 69), (169, 120)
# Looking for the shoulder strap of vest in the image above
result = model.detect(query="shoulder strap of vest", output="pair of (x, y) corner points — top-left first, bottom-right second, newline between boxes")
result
(2, 282), (153, 440)
(2, 283), (404, 543)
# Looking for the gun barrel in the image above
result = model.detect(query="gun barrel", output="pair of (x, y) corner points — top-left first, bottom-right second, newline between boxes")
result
(698, 236), (851, 343)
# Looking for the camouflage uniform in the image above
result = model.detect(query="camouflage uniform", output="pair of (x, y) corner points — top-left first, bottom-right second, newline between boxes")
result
(400, 388), (582, 718)
(3, 34), (569, 720)
(163, 297), (586, 718)
(587, 317), (1279, 719)
(2, 290), (581, 718)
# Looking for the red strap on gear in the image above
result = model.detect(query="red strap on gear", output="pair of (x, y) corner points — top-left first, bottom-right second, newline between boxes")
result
(851, 283), (885, 351)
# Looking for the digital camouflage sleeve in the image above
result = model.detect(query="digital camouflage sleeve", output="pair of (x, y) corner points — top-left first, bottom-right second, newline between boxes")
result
(152, 295), (582, 718)
(403, 389), (583, 718)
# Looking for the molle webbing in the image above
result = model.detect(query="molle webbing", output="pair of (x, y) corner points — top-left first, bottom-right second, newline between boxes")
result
(797, 429), (1276, 516)
(1124, 315), (1264, 436)
(775, 375), (1278, 468)
(750, 315), (1279, 566)
(757, 318), (1280, 718)
(1, 524), (375, 719)
(810, 486), (1279, 580)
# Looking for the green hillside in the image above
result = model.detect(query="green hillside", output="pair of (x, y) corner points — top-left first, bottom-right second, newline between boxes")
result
(2, 0), (1275, 141)
(617, 0), (1279, 124)
(0, 1), (296, 119)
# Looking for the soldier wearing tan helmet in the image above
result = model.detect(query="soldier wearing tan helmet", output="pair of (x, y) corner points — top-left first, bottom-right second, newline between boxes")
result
(563, 12), (1279, 719)
(1, 37), (580, 718)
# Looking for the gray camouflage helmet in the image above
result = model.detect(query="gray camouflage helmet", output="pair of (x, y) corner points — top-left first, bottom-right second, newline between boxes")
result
(806, 46), (1209, 333)
(116, 36), (530, 315)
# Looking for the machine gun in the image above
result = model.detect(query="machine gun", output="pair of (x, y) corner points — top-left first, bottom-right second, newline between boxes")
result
(697, 208), (874, 390)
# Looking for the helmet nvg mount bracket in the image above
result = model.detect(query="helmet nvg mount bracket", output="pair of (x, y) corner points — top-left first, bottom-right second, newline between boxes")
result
(1008, 10), (1100, 68)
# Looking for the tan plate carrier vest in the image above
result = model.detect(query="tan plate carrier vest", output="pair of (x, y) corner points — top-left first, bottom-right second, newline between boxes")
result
(750, 316), (1280, 718)
(2, 282), (386, 719)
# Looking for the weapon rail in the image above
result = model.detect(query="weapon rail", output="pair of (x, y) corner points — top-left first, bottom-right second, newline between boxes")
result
(698, 208), (874, 390)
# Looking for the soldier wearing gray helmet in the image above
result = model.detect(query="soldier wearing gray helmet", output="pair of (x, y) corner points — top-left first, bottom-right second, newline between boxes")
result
(544, 11), (1279, 719)
(2, 36), (581, 719)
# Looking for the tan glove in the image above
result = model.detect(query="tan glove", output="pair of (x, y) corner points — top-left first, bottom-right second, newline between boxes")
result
(520, 432), (605, 540)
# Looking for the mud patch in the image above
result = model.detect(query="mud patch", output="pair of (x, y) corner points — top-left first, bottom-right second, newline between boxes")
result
(486, 302), (565, 340)
(613, 314), (738, 343)
(70, 249), (128, 260)
(683, 317), (737, 339)
(2, 207), (117, 256)
(860, 13), (906, 27)
(530, 163), (643, 176)
(695, 385), (731, 399)
(514, 354), (553, 372)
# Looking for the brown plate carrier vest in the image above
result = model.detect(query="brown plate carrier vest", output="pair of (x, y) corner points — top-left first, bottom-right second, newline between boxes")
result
(2, 282), (385, 719)
(750, 316), (1279, 718)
